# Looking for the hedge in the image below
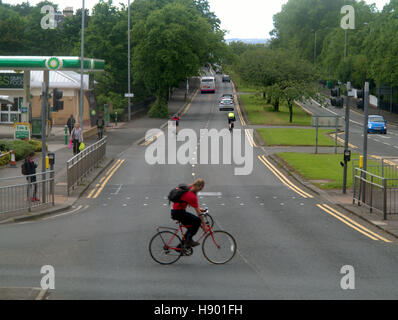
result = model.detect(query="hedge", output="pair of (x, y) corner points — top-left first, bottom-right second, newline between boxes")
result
(0, 139), (44, 166)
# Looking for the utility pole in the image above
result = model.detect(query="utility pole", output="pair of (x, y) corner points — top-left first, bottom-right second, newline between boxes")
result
(344, 29), (348, 61)
(80, 0), (85, 129)
(41, 82), (47, 203)
(127, 0), (131, 121)
(342, 81), (351, 194)
(362, 82), (370, 172)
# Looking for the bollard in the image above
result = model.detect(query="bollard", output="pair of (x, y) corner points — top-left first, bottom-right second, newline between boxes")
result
(115, 112), (118, 128)
(65, 125), (68, 145)
(10, 150), (16, 167)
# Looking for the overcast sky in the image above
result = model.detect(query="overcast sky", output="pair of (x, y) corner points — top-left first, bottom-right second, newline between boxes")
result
(2, 0), (392, 38)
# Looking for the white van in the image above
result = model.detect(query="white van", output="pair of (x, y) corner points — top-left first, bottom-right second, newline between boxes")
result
(200, 76), (216, 94)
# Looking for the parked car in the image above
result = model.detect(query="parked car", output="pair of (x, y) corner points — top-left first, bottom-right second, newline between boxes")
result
(222, 75), (230, 82)
(368, 115), (387, 134)
(219, 98), (234, 111)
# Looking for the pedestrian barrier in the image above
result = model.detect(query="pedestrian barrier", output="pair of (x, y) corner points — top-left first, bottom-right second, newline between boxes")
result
(0, 171), (55, 215)
(353, 167), (398, 220)
(67, 136), (107, 196)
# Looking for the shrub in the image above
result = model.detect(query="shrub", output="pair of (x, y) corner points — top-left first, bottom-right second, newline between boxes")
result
(147, 97), (169, 118)
(0, 139), (44, 165)
(0, 152), (10, 166)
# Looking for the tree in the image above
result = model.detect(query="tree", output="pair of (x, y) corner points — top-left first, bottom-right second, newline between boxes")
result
(132, 0), (224, 117)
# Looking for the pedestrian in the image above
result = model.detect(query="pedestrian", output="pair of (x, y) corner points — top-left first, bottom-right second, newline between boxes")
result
(67, 115), (76, 135)
(70, 123), (84, 155)
(96, 117), (105, 140)
(23, 152), (39, 202)
(171, 113), (180, 133)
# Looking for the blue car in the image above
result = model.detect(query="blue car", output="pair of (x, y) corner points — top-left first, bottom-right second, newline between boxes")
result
(368, 115), (387, 134)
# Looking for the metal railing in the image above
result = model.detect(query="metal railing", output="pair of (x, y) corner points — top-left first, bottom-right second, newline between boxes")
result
(0, 171), (55, 215)
(67, 136), (107, 196)
(352, 156), (398, 183)
(353, 167), (398, 220)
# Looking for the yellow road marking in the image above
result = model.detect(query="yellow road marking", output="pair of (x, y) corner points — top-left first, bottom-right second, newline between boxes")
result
(140, 132), (164, 146)
(245, 129), (257, 147)
(330, 133), (358, 149)
(261, 155), (313, 198)
(181, 89), (199, 116)
(92, 159), (125, 199)
(322, 204), (391, 243)
(231, 81), (246, 126)
(294, 101), (313, 115)
(317, 204), (379, 241)
(258, 155), (313, 198)
(87, 160), (121, 198)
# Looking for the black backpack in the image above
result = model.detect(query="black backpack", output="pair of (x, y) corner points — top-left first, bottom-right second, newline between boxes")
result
(168, 184), (189, 203)
(21, 159), (28, 175)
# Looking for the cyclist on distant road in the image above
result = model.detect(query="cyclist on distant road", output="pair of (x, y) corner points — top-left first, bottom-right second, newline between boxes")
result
(228, 112), (236, 131)
(170, 179), (208, 248)
(171, 113), (180, 133)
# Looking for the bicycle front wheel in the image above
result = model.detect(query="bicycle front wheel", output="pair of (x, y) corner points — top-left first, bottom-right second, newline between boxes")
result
(202, 231), (237, 264)
(149, 231), (183, 265)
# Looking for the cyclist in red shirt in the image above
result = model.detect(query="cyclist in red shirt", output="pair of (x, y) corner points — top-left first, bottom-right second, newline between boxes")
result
(171, 113), (180, 133)
(171, 179), (207, 248)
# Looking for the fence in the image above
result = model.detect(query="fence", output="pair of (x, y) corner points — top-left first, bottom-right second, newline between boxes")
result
(67, 136), (107, 196)
(353, 166), (398, 220)
(0, 171), (55, 215)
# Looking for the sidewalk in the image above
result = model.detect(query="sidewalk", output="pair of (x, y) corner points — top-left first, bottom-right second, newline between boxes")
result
(0, 80), (198, 224)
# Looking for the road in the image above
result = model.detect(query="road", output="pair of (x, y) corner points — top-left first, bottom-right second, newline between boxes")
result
(1, 76), (398, 299)
(301, 98), (398, 158)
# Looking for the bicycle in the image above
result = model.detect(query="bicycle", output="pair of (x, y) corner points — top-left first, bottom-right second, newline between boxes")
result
(228, 121), (235, 132)
(149, 209), (236, 265)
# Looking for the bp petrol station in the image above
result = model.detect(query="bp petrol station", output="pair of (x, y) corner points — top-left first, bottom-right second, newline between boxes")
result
(0, 56), (104, 137)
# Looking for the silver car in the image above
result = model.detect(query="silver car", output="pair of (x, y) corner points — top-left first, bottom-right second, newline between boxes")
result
(219, 98), (234, 111)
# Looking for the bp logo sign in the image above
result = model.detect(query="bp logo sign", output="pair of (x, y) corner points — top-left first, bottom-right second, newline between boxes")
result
(46, 57), (63, 70)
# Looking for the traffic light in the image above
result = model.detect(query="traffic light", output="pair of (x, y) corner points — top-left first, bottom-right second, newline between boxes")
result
(53, 88), (64, 111)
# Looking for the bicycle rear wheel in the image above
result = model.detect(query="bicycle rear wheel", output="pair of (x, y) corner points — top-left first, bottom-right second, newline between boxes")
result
(202, 230), (237, 264)
(149, 231), (183, 265)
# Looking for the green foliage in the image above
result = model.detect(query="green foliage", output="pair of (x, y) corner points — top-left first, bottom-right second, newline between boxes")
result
(147, 97), (170, 118)
(0, 152), (10, 166)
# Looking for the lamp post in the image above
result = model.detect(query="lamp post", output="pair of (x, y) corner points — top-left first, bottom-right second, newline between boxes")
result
(80, 0), (85, 129)
(127, 0), (131, 121)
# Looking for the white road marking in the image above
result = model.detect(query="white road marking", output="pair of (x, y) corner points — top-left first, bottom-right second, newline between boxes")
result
(42, 205), (88, 220)
(198, 192), (222, 196)
(111, 184), (122, 195)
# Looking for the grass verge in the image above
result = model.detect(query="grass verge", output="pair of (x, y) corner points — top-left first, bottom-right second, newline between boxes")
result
(275, 152), (356, 189)
(240, 94), (311, 125)
(257, 128), (336, 146)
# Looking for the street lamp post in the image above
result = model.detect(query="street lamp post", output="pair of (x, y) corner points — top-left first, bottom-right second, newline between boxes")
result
(80, 0), (85, 129)
(127, 0), (131, 121)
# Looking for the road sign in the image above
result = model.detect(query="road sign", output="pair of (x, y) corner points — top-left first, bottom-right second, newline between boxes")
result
(124, 93), (134, 98)
(14, 122), (31, 140)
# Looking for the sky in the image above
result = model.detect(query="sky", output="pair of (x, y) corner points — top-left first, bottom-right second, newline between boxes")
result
(2, 0), (392, 39)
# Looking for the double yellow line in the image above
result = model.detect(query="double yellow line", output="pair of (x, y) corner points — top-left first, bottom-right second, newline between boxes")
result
(258, 155), (313, 199)
(245, 129), (256, 147)
(317, 203), (391, 242)
(87, 159), (125, 199)
(231, 81), (246, 126)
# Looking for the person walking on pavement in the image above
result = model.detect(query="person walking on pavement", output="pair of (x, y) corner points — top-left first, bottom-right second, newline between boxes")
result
(24, 152), (39, 202)
(67, 115), (76, 135)
(71, 123), (84, 155)
(96, 117), (105, 140)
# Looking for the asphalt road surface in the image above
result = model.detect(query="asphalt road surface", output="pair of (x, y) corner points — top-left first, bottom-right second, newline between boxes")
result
(302, 98), (398, 158)
(1, 76), (398, 299)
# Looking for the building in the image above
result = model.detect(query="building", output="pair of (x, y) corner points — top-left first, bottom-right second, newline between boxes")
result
(0, 70), (95, 127)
